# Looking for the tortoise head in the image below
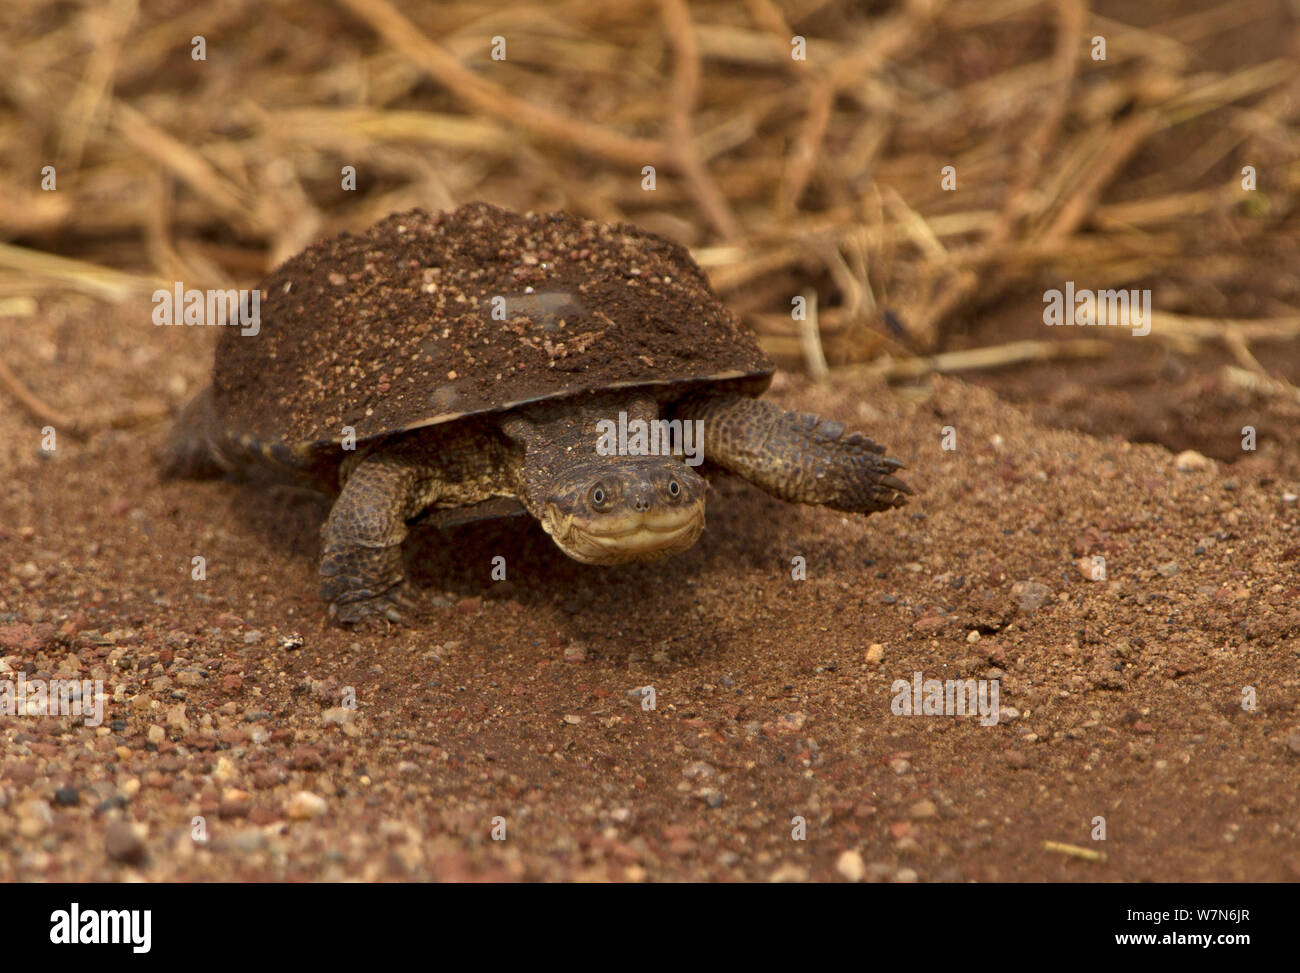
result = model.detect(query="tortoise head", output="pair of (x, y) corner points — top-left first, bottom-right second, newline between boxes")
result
(536, 456), (706, 565)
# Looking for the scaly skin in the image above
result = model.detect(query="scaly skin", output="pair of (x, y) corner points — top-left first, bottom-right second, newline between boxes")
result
(162, 387), (909, 624)
(306, 426), (520, 624)
(318, 452), (418, 624)
(674, 393), (912, 513)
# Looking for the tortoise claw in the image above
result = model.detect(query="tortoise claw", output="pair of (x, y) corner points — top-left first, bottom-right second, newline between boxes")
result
(330, 580), (420, 627)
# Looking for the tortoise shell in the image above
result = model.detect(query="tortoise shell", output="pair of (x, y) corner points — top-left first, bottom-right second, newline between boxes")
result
(212, 203), (773, 447)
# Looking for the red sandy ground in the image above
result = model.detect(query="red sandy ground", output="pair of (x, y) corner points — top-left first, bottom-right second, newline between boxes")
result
(1, 300), (1297, 881)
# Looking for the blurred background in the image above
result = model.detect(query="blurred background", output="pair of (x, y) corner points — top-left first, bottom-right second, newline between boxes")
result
(2, 0), (1299, 472)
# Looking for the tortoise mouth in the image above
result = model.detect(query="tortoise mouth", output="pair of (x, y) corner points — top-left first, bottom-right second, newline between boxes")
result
(543, 504), (705, 564)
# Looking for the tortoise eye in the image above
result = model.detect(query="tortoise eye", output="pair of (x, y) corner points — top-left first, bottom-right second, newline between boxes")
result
(591, 486), (607, 507)
(667, 479), (681, 498)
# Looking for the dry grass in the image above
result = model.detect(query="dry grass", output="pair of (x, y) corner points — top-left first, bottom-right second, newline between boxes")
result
(1, 0), (1298, 429)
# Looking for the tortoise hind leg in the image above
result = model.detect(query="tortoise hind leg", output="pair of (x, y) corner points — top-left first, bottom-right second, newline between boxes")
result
(319, 450), (423, 624)
(675, 394), (912, 514)
(159, 387), (320, 485)
(159, 387), (227, 478)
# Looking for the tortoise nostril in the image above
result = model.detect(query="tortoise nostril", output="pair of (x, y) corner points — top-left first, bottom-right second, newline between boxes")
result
(630, 475), (655, 512)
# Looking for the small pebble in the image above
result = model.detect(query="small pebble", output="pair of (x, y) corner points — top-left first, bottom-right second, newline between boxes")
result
(17, 799), (53, 838)
(909, 799), (937, 820)
(286, 791), (328, 820)
(836, 850), (866, 882)
(219, 789), (253, 819)
(105, 820), (146, 864)
(54, 786), (79, 807)
(700, 789), (725, 809)
(1175, 449), (1212, 472)
(682, 761), (716, 781)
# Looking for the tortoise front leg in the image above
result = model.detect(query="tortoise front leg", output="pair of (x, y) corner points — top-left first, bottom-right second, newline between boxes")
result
(319, 450), (421, 624)
(676, 394), (912, 514)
